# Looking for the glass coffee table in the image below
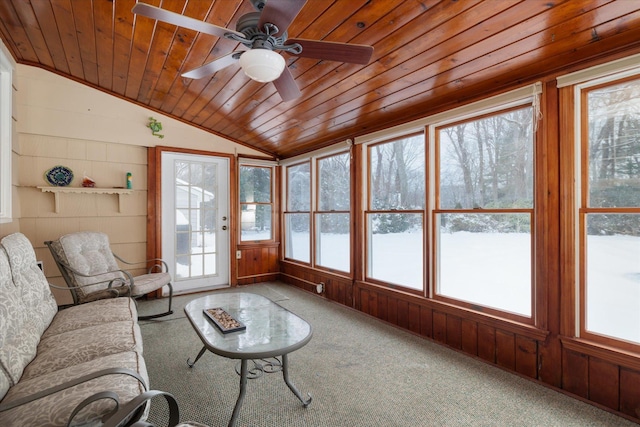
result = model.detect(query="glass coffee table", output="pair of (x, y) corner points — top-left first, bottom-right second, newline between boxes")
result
(184, 292), (313, 427)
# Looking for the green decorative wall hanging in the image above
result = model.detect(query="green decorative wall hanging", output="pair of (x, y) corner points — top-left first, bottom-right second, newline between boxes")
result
(147, 117), (164, 139)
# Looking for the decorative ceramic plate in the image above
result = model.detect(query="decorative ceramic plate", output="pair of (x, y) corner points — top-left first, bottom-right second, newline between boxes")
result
(45, 165), (74, 186)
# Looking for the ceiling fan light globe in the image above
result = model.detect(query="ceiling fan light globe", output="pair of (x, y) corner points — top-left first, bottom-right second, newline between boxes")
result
(239, 49), (285, 83)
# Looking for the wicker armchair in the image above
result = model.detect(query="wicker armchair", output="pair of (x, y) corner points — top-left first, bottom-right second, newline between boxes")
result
(46, 231), (173, 320)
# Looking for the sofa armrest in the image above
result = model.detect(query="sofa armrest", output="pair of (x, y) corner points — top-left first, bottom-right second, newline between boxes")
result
(0, 368), (147, 413)
(103, 390), (180, 427)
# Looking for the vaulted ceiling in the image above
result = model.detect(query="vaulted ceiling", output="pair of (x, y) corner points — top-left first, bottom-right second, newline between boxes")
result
(1, 0), (640, 159)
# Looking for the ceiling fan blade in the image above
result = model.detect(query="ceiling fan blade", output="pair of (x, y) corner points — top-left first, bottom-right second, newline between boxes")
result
(287, 38), (374, 65)
(132, 3), (243, 38)
(273, 66), (301, 102)
(258, 0), (307, 37)
(182, 52), (239, 79)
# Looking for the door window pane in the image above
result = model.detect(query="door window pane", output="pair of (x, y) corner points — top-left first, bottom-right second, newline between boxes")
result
(173, 159), (218, 280)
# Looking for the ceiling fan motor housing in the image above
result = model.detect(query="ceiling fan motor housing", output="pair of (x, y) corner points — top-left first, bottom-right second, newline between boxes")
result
(235, 12), (286, 51)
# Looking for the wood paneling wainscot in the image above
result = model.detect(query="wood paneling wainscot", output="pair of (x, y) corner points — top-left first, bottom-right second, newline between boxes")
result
(236, 243), (280, 285)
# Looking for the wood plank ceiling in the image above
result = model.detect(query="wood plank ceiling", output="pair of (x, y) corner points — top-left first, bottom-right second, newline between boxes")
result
(1, 0), (640, 159)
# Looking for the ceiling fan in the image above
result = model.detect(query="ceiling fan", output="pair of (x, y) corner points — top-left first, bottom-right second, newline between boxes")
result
(132, 0), (374, 102)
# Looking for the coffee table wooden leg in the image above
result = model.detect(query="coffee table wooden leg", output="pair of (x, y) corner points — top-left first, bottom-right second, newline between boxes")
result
(282, 354), (312, 407)
(229, 359), (249, 427)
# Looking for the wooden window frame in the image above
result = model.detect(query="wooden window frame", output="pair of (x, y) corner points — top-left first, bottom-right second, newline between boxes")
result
(364, 133), (426, 295)
(578, 75), (640, 353)
(238, 163), (275, 243)
(431, 105), (537, 324)
(314, 150), (352, 275)
(283, 160), (312, 265)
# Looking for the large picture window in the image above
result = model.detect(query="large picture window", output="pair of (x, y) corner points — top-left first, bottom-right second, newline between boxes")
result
(434, 106), (535, 319)
(366, 134), (425, 291)
(239, 164), (273, 242)
(580, 76), (640, 349)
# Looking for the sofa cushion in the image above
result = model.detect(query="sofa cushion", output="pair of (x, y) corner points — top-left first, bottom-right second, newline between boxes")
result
(1, 233), (57, 334)
(0, 351), (147, 427)
(0, 237), (54, 393)
(0, 369), (10, 402)
(0, 245), (27, 397)
(21, 321), (143, 381)
(42, 297), (138, 339)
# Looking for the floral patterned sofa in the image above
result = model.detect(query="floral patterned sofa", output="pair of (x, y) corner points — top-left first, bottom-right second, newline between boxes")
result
(0, 232), (162, 426)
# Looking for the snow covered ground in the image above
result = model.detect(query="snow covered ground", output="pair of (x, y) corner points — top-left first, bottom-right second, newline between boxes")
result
(178, 228), (639, 344)
(293, 230), (640, 344)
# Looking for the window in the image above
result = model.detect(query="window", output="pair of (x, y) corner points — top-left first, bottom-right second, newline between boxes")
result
(284, 162), (311, 263)
(316, 152), (350, 273)
(434, 106), (535, 319)
(0, 45), (13, 223)
(366, 134), (425, 291)
(580, 76), (640, 349)
(239, 164), (274, 242)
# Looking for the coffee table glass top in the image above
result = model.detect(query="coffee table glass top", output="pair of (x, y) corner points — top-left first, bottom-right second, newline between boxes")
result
(184, 292), (313, 359)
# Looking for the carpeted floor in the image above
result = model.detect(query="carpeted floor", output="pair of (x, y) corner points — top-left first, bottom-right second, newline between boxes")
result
(137, 282), (635, 427)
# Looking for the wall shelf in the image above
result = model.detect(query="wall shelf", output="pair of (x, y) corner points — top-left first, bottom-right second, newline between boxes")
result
(37, 186), (132, 213)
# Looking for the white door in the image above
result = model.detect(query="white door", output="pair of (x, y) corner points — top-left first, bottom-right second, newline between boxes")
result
(161, 152), (230, 294)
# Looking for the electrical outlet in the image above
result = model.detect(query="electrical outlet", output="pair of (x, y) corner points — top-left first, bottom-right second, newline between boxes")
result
(236, 250), (242, 259)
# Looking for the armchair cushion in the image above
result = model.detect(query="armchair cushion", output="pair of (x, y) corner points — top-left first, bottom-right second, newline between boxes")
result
(129, 272), (171, 297)
(48, 232), (173, 315)
(50, 232), (130, 303)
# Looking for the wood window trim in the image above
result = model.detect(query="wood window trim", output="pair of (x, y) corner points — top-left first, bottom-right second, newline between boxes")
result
(283, 160), (312, 265)
(432, 105), (538, 325)
(314, 151), (352, 275)
(238, 164), (275, 244)
(576, 76), (640, 353)
(364, 133), (427, 293)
